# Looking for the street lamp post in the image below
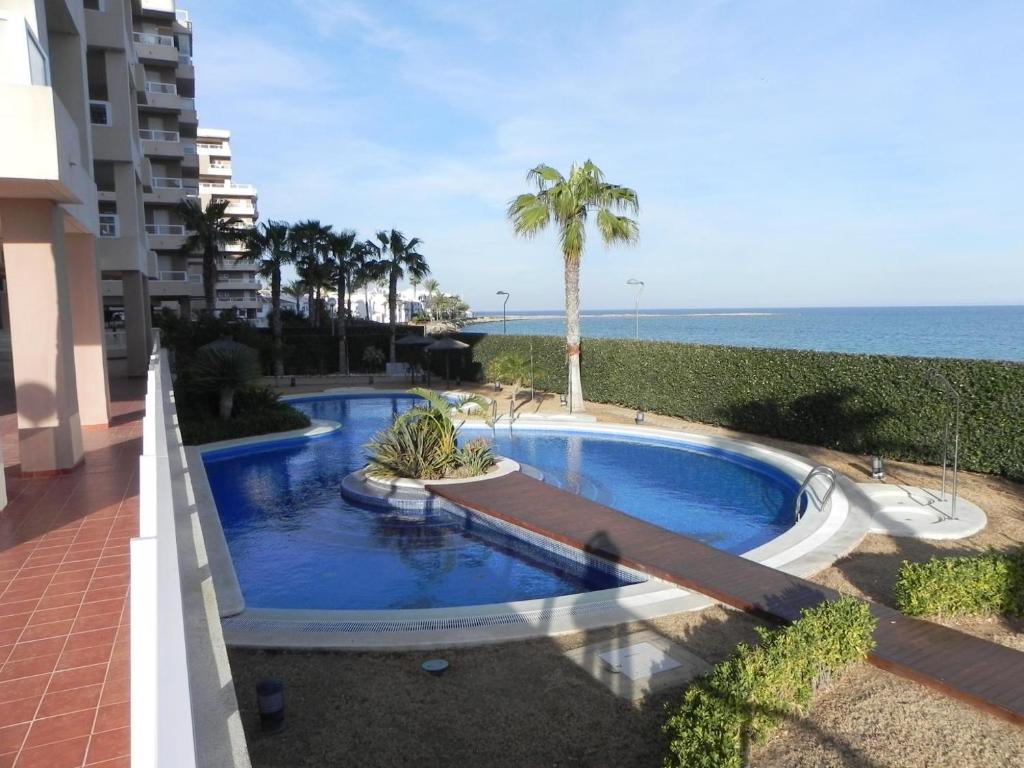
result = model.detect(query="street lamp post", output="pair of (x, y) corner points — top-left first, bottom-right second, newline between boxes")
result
(626, 279), (644, 340)
(496, 290), (509, 334)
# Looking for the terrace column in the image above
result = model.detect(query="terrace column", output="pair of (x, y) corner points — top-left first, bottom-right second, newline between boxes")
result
(123, 270), (149, 376)
(66, 233), (112, 427)
(0, 200), (84, 474)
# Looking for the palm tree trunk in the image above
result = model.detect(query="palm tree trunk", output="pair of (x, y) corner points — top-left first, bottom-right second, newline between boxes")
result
(564, 254), (584, 412)
(307, 284), (315, 327)
(271, 270), (284, 376)
(203, 244), (217, 315)
(338, 272), (349, 375)
(219, 387), (234, 420)
(388, 267), (399, 362)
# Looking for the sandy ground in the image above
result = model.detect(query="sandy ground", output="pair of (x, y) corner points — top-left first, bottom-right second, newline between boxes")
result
(231, 384), (1024, 767)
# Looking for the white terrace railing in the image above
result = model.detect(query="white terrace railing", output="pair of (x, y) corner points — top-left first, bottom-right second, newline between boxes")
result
(131, 341), (198, 767)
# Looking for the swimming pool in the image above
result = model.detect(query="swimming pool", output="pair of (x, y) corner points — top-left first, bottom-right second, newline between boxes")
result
(201, 394), (800, 614)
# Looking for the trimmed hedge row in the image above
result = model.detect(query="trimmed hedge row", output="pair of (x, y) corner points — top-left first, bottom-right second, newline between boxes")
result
(456, 333), (1024, 481)
(893, 549), (1024, 617)
(663, 597), (876, 768)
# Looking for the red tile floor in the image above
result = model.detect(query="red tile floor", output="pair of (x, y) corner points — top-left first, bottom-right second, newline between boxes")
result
(0, 376), (145, 768)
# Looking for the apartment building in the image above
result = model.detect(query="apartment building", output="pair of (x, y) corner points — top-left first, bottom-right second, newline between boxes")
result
(197, 127), (261, 322)
(0, 0), (257, 475)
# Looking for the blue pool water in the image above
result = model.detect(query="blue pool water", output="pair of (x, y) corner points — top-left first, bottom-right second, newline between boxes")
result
(203, 395), (797, 611)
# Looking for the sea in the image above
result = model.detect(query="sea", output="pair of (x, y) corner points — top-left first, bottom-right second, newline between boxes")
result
(465, 306), (1024, 362)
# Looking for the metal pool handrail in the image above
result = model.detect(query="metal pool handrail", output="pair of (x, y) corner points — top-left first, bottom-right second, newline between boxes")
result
(794, 466), (837, 521)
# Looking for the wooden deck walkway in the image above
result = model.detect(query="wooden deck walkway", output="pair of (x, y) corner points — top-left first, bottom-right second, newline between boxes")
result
(430, 471), (1024, 726)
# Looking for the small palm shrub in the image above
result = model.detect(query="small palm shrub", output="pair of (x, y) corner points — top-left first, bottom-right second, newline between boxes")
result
(894, 548), (1024, 617)
(663, 597), (876, 768)
(189, 342), (262, 419)
(365, 388), (495, 480)
(487, 351), (544, 408)
(177, 384), (310, 445)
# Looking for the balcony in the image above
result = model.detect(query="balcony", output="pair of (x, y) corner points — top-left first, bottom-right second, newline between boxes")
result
(139, 129), (184, 159)
(145, 223), (189, 250)
(145, 178), (198, 205)
(149, 272), (204, 298)
(146, 81), (178, 95)
(146, 224), (185, 235)
(196, 141), (230, 157)
(200, 182), (255, 195)
(133, 31), (179, 65)
(99, 214), (120, 238)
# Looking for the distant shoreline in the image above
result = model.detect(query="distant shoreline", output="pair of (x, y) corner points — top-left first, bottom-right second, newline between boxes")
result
(466, 311), (775, 324)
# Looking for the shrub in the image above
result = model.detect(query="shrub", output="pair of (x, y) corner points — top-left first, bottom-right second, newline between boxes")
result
(362, 345), (386, 372)
(455, 333), (1024, 482)
(893, 548), (1024, 617)
(188, 342), (262, 420)
(178, 406), (310, 446)
(175, 378), (311, 446)
(663, 597), (876, 768)
(487, 351), (545, 406)
(364, 388), (494, 480)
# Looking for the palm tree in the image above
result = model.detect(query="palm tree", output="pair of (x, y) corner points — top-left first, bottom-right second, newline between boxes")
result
(488, 352), (545, 413)
(372, 229), (430, 362)
(290, 220), (333, 327)
(327, 230), (358, 374)
(507, 161), (638, 412)
(423, 278), (440, 321)
(354, 241), (386, 321)
(176, 198), (244, 314)
(247, 220), (293, 376)
(282, 280), (306, 315)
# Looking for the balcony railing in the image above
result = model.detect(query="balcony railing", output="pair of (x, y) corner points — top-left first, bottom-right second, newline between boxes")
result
(180, 97), (196, 110)
(152, 176), (184, 188)
(146, 81), (178, 95)
(133, 31), (175, 47)
(89, 100), (112, 126)
(99, 214), (119, 238)
(140, 128), (179, 142)
(145, 224), (186, 236)
(178, 53), (192, 66)
(182, 143), (197, 155)
(200, 182), (255, 194)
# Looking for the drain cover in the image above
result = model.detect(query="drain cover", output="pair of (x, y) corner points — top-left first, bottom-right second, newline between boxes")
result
(421, 659), (449, 676)
(599, 642), (682, 681)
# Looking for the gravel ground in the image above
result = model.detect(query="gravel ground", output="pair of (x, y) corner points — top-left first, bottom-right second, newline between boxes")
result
(231, 385), (1024, 767)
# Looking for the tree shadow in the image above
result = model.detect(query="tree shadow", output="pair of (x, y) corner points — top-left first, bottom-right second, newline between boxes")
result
(717, 387), (915, 457)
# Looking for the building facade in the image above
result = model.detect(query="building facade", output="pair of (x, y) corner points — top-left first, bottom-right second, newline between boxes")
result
(0, 0), (256, 476)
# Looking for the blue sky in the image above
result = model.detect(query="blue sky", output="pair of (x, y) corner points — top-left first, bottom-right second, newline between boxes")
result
(191, 1), (1023, 311)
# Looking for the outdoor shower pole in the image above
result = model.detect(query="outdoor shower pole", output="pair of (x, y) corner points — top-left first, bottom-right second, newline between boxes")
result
(496, 290), (509, 334)
(627, 278), (644, 340)
(928, 370), (961, 519)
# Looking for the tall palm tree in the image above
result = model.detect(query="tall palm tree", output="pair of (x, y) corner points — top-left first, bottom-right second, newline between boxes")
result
(507, 161), (638, 412)
(247, 220), (293, 376)
(422, 277), (440, 320)
(290, 220), (333, 327)
(372, 229), (430, 362)
(354, 241), (386, 321)
(176, 198), (244, 314)
(327, 230), (358, 374)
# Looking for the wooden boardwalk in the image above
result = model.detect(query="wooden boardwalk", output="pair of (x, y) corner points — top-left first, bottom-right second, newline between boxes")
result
(430, 471), (1024, 726)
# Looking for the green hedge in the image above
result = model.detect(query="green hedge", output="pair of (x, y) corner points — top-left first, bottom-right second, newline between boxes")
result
(893, 549), (1024, 617)
(662, 597), (876, 768)
(456, 333), (1024, 481)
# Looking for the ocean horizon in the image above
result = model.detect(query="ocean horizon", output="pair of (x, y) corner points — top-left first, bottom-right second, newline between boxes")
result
(464, 305), (1024, 362)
